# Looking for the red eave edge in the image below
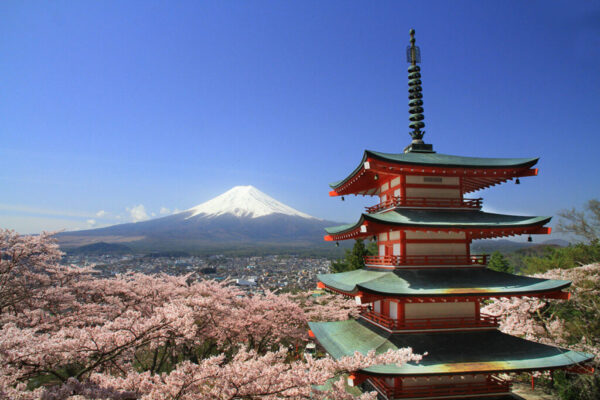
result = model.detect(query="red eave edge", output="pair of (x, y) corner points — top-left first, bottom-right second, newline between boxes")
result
(518, 168), (538, 177)
(331, 165), (538, 195)
(565, 365), (595, 375)
(325, 226), (550, 242)
(319, 282), (356, 298)
(542, 290), (571, 300)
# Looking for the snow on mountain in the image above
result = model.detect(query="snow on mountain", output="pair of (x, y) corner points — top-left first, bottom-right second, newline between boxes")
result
(58, 185), (336, 251)
(185, 185), (318, 220)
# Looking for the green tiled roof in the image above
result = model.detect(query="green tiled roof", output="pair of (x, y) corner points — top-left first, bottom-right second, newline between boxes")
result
(318, 268), (571, 297)
(330, 150), (539, 189)
(367, 151), (539, 168)
(308, 319), (593, 376)
(325, 210), (551, 235)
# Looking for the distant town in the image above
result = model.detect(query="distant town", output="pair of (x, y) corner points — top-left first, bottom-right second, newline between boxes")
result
(64, 252), (332, 293)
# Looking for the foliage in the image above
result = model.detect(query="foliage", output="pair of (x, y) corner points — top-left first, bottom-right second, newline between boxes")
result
(330, 240), (377, 273)
(482, 264), (600, 399)
(552, 370), (600, 400)
(521, 240), (600, 275)
(557, 199), (600, 242)
(487, 251), (513, 273)
(0, 230), (421, 399)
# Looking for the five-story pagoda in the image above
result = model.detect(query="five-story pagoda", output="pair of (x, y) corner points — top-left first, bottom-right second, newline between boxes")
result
(308, 29), (594, 400)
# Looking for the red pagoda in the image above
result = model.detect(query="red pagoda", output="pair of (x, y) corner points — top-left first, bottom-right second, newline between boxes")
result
(308, 29), (594, 400)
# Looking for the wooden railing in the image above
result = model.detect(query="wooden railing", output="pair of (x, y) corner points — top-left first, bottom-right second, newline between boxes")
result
(366, 197), (482, 213)
(360, 309), (397, 329)
(369, 375), (511, 399)
(359, 309), (499, 331)
(364, 254), (488, 267)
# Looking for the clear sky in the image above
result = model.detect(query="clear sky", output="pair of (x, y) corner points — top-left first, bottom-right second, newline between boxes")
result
(1, 1), (599, 238)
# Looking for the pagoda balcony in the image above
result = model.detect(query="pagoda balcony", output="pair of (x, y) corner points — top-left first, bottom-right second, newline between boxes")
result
(364, 254), (488, 267)
(359, 309), (500, 331)
(365, 197), (482, 213)
(368, 375), (511, 399)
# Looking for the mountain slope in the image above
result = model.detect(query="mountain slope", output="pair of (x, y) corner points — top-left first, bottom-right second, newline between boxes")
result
(57, 186), (338, 252)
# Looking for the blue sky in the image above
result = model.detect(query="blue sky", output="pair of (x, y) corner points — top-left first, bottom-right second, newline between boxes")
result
(1, 1), (599, 238)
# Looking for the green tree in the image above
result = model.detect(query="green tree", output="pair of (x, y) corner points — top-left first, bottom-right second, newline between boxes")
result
(330, 239), (376, 273)
(522, 240), (600, 275)
(552, 370), (600, 400)
(487, 251), (513, 273)
(517, 199), (600, 274)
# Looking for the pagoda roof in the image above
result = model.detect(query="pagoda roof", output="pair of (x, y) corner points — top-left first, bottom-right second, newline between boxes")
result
(324, 210), (551, 241)
(370, 151), (537, 168)
(317, 268), (570, 298)
(308, 319), (593, 376)
(329, 150), (539, 195)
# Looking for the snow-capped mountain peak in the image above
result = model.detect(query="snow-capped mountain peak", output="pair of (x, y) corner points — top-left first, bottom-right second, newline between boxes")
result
(185, 186), (317, 220)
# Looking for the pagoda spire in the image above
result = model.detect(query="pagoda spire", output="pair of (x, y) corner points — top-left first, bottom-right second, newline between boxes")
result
(405, 29), (433, 153)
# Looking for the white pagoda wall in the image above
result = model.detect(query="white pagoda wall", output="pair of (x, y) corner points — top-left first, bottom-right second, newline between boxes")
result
(378, 175), (464, 201)
(405, 187), (461, 199)
(376, 230), (469, 258)
(405, 231), (465, 239)
(404, 302), (476, 319)
(405, 243), (466, 255)
(405, 175), (460, 199)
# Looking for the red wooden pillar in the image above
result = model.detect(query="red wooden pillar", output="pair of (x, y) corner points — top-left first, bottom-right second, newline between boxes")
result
(393, 376), (401, 397)
(465, 232), (471, 259)
(398, 302), (405, 326)
(400, 175), (406, 200)
(400, 230), (407, 264)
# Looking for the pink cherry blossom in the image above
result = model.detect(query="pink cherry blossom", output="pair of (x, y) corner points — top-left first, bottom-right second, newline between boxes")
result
(0, 230), (419, 399)
(482, 263), (600, 357)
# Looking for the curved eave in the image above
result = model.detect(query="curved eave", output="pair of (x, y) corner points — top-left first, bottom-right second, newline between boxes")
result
(363, 211), (551, 230)
(318, 269), (380, 294)
(329, 150), (539, 195)
(324, 215), (368, 240)
(317, 269), (571, 299)
(308, 320), (594, 376)
(367, 150), (539, 170)
(329, 152), (370, 191)
(324, 211), (551, 241)
(356, 279), (571, 299)
(362, 353), (594, 376)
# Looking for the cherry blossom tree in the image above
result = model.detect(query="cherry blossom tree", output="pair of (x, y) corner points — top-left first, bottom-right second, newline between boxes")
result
(84, 347), (419, 400)
(482, 264), (600, 399)
(0, 230), (421, 399)
(482, 263), (600, 356)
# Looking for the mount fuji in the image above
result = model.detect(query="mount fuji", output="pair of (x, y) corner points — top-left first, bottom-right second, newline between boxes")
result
(58, 186), (340, 253)
(185, 185), (317, 220)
